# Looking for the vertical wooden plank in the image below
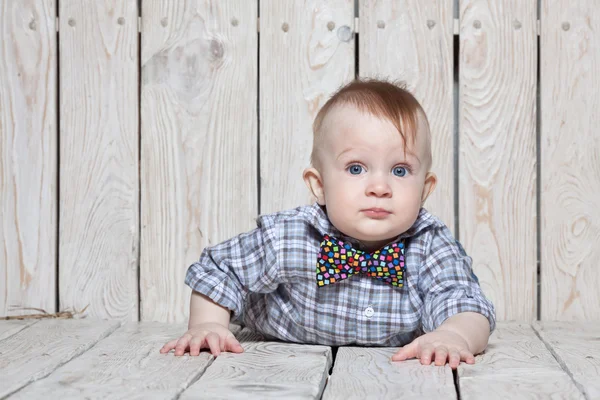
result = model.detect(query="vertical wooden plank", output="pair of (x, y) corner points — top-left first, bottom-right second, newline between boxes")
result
(9, 322), (211, 399)
(182, 329), (332, 399)
(323, 347), (455, 399)
(540, 1), (600, 320)
(459, 0), (537, 320)
(141, 1), (258, 322)
(260, 0), (355, 214)
(59, 0), (138, 320)
(359, 0), (455, 230)
(0, 0), (57, 316)
(0, 319), (120, 398)
(0, 320), (38, 341)
(457, 322), (582, 399)
(533, 321), (600, 398)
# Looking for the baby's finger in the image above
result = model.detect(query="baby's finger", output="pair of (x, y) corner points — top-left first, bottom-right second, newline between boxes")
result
(391, 340), (418, 361)
(434, 346), (449, 366)
(448, 349), (461, 369)
(460, 349), (476, 364)
(419, 343), (434, 365)
(189, 335), (204, 356)
(205, 332), (221, 356)
(174, 334), (192, 356)
(160, 339), (178, 354)
(224, 336), (244, 353)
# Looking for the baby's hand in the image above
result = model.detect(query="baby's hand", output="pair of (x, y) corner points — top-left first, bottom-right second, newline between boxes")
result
(391, 330), (474, 370)
(160, 322), (244, 357)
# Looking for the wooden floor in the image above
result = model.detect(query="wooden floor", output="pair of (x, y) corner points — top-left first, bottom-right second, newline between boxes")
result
(0, 320), (597, 399)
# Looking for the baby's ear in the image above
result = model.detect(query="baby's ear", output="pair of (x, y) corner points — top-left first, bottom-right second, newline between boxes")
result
(303, 167), (326, 205)
(421, 172), (437, 204)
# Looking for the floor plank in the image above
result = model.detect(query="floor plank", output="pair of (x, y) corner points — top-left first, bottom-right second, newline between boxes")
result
(0, 319), (119, 398)
(181, 329), (332, 399)
(0, 320), (38, 341)
(322, 347), (455, 400)
(458, 322), (583, 399)
(8, 322), (214, 399)
(459, 372), (584, 400)
(533, 321), (600, 399)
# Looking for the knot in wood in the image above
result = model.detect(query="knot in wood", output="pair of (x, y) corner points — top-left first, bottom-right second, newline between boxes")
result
(426, 20), (435, 29)
(377, 20), (385, 29)
(281, 22), (289, 32)
(337, 25), (352, 42)
(68, 18), (76, 27)
(210, 40), (224, 59)
(473, 20), (481, 29)
(562, 22), (570, 31)
(327, 21), (335, 31)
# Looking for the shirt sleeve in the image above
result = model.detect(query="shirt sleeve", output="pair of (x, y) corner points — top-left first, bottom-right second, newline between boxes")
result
(418, 224), (496, 333)
(184, 215), (280, 321)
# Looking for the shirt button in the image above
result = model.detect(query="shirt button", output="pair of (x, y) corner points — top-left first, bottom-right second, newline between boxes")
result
(364, 306), (375, 318)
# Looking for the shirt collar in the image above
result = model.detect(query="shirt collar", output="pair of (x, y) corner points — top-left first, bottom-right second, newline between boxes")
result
(305, 202), (438, 250)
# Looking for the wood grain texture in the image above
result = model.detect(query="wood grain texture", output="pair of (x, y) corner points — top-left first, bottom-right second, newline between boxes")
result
(533, 321), (600, 399)
(10, 322), (213, 399)
(1, 320), (598, 398)
(459, 322), (564, 376)
(58, 0), (139, 320)
(458, 0), (537, 320)
(259, 0), (355, 213)
(0, 319), (120, 398)
(140, 0), (258, 323)
(359, 0), (455, 231)
(540, 0), (600, 321)
(0, 319), (38, 341)
(182, 328), (332, 399)
(457, 322), (582, 399)
(0, 0), (57, 316)
(459, 373), (584, 400)
(323, 347), (455, 399)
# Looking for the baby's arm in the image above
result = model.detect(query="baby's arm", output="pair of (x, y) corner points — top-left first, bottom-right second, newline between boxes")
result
(436, 311), (490, 355)
(392, 312), (489, 369)
(393, 223), (495, 368)
(161, 214), (280, 357)
(160, 291), (243, 356)
(188, 290), (231, 328)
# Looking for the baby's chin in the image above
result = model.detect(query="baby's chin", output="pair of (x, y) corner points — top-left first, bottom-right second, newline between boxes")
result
(337, 226), (403, 245)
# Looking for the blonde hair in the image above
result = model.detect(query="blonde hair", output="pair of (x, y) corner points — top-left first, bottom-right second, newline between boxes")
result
(311, 78), (432, 169)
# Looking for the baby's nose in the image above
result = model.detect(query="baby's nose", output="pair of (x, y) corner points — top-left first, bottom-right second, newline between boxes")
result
(366, 178), (392, 197)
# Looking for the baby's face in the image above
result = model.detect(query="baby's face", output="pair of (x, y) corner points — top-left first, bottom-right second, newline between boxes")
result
(310, 104), (436, 250)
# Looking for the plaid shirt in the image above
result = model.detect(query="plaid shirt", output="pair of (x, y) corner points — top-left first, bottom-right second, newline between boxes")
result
(185, 204), (496, 346)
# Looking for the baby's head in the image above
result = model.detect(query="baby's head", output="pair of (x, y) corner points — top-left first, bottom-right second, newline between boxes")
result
(303, 79), (437, 251)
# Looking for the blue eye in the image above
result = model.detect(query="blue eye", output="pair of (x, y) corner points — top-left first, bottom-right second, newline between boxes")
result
(393, 166), (408, 177)
(348, 164), (364, 175)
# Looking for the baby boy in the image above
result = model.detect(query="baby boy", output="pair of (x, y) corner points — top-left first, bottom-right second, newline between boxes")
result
(161, 79), (496, 369)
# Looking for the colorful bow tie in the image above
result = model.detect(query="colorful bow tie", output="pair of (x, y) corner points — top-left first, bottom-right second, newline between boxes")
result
(316, 234), (405, 287)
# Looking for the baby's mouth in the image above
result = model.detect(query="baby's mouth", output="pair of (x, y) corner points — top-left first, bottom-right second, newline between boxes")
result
(362, 208), (392, 219)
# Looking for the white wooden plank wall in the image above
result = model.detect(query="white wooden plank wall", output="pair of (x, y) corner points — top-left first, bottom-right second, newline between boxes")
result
(58, 0), (139, 320)
(0, 0), (57, 317)
(259, 0), (355, 214)
(359, 0), (455, 231)
(540, 0), (600, 320)
(0, 1), (599, 324)
(458, 0), (537, 320)
(140, 0), (258, 322)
